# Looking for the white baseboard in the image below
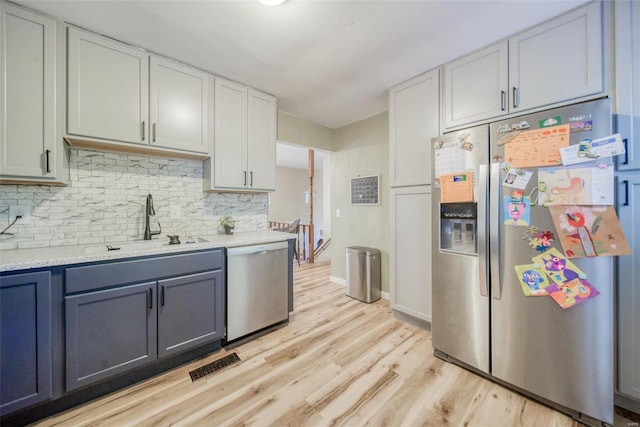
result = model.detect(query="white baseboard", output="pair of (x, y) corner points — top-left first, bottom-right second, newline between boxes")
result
(330, 276), (389, 301)
(330, 276), (345, 286)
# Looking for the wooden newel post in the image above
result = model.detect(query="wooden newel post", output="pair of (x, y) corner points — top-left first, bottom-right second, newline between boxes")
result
(308, 149), (315, 264)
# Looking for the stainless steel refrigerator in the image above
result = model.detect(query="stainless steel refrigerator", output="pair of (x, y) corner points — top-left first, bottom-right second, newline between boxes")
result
(431, 98), (614, 425)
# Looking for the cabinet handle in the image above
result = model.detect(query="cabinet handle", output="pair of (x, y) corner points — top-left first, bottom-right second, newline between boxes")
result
(161, 286), (165, 306)
(244, 171), (247, 186)
(512, 87), (518, 109)
(250, 171), (253, 186)
(141, 121), (146, 141)
(148, 288), (153, 309)
(623, 138), (629, 165)
(45, 149), (51, 173)
(623, 180), (629, 206)
(152, 123), (157, 142)
(500, 91), (506, 111)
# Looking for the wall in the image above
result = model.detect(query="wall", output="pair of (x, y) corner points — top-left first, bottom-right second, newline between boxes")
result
(330, 112), (389, 292)
(0, 148), (267, 250)
(278, 111), (334, 151)
(268, 166), (309, 224)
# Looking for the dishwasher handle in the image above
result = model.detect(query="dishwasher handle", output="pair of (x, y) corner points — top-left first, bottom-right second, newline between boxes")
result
(227, 241), (289, 257)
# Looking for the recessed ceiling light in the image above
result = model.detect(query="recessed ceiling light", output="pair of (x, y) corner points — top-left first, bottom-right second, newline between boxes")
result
(257, 0), (287, 6)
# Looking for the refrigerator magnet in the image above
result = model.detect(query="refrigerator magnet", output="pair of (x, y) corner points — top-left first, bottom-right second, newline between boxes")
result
(538, 116), (562, 128)
(523, 226), (555, 253)
(569, 120), (593, 133)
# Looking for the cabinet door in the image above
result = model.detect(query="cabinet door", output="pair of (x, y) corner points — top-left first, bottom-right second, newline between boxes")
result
(390, 186), (432, 321)
(247, 89), (276, 191)
(214, 78), (247, 189)
(615, 0), (640, 171)
(0, 4), (57, 179)
(509, 1), (603, 113)
(617, 172), (640, 400)
(389, 69), (439, 187)
(158, 270), (223, 357)
(65, 282), (157, 391)
(67, 27), (148, 145)
(0, 271), (52, 416)
(443, 41), (508, 130)
(150, 56), (209, 154)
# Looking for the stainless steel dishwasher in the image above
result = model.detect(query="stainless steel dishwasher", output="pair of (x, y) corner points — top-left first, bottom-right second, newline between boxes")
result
(226, 241), (289, 341)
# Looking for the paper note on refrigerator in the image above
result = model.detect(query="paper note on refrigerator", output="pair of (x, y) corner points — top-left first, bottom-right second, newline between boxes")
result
(560, 134), (626, 166)
(440, 172), (474, 203)
(545, 278), (600, 310)
(532, 247), (586, 286)
(548, 205), (631, 258)
(504, 124), (570, 168)
(434, 140), (468, 179)
(537, 164), (614, 205)
(514, 264), (550, 297)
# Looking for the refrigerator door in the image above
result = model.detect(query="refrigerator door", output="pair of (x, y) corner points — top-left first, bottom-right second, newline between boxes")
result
(432, 125), (490, 373)
(490, 99), (614, 423)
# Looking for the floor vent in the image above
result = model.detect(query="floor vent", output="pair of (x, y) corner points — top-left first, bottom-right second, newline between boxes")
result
(189, 352), (241, 382)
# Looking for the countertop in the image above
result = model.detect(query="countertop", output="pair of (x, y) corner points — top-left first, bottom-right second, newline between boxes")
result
(0, 230), (295, 273)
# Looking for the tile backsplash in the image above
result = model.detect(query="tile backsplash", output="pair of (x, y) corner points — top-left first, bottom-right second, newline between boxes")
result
(0, 149), (268, 250)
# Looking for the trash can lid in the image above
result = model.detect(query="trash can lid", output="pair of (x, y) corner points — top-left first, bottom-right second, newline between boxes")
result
(346, 246), (380, 255)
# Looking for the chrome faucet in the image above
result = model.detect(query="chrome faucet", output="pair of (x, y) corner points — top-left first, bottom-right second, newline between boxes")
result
(144, 194), (161, 240)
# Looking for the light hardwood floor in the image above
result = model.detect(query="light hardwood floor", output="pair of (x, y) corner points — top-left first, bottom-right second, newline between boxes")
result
(32, 261), (632, 426)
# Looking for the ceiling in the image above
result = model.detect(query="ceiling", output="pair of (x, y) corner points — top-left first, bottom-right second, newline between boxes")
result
(16, 0), (589, 129)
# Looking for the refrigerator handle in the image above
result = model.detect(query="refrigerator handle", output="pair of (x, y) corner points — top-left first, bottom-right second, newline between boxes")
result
(477, 165), (489, 297)
(490, 162), (502, 300)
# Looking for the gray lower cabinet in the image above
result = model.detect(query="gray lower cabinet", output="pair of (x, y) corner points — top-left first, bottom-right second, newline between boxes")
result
(64, 249), (225, 392)
(65, 281), (157, 392)
(158, 271), (223, 357)
(0, 271), (52, 416)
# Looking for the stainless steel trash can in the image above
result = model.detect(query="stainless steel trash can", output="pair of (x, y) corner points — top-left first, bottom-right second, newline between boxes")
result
(346, 246), (381, 303)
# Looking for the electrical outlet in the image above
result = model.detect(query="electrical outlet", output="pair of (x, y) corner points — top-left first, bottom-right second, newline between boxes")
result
(170, 204), (181, 220)
(9, 205), (31, 224)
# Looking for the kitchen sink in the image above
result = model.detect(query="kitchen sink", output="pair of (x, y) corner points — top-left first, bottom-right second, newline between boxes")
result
(84, 237), (209, 255)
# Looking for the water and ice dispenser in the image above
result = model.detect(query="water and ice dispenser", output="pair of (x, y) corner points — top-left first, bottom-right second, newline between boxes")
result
(439, 202), (477, 254)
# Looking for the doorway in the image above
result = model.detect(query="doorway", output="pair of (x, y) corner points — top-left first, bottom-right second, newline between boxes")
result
(268, 142), (331, 262)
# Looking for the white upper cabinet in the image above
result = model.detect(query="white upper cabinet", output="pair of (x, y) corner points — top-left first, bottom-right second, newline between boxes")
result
(1, 3), (65, 183)
(213, 78), (246, 189)
(149, 56), (209, 153)
(67, 27), (209, 157)
(67, 27), (148, 145)
(443, 1), (604, 130)
(614, 0), (640, 171)
(247, 89), (277, 191)
(443, 42), (508, 130)
(389, 69), (440, 187)
(207, 78), (276, 192)
(509, 1), (603, 113)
